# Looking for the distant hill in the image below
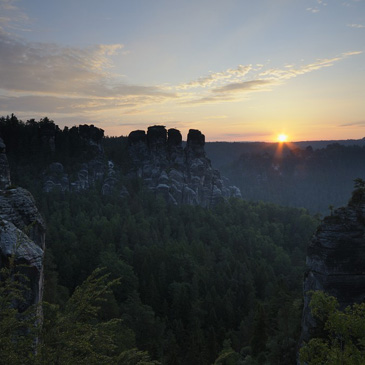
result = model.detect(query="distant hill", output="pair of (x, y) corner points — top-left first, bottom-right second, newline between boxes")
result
(205, 140), (365, 214)
(206, 139), (365, 170)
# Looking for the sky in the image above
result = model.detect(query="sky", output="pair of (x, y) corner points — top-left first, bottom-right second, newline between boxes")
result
(0, 0), (364, 141)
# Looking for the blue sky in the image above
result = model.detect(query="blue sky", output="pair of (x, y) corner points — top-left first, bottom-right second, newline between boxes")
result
(0, 0), (364, 141)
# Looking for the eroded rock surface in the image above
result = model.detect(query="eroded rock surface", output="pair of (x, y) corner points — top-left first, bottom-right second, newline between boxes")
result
(0, 137), (10, 189)
(128, 126), (241, 207)
(300, 195), (365, 343)
(42, 125), (128, 196)
(0, 139), (45, 311)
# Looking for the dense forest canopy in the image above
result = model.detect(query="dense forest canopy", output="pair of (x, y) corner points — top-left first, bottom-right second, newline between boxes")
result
(206, 141), (365, 214)
(2, 115), (355, 363)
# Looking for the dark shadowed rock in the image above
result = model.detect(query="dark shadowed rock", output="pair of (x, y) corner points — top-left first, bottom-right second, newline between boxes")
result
(0, 187), (45, 249)
(128, 130), (147, 145)
(0, 140), (45, 312)
(300, 191), (365, 345)
(167, 128), (184, 166)
(0, 137), (10, 189)
(78, 124), (104, 148)
(39, 119), (58, 152)
(43, 124), (130, 195)
(147, 126), (167, 150)
(0, 220), (44, 311)
(168, 128), (182, 148)
(127, 126), (241, 207)
(186, 129), (205, 158)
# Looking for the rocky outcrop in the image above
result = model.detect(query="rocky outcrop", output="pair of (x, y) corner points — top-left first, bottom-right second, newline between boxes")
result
(128, 126), (241, 207)
(300, 191), (365, 344)
(43, 124), (128, 196)
(0, 139), (45, 312)
(43, 157), (105, 193)
(0, 137), (10, 189)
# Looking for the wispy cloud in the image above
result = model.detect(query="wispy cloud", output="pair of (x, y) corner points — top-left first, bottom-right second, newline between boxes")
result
(0, 29), (177, 115)
(306, 0), (327, 13)
(212, 80), (275, 94)
(182, 80), (275, 105)
(0, 12), (362, 115)
(181, 51), (361, 105)
(339, 121), (365, 127)
(0, 0), (30, 32)
(347, 23), (365, 28)
(178, 64), (252, 89)
(259, 52), (362, 80)
(306, 7), (320, 13)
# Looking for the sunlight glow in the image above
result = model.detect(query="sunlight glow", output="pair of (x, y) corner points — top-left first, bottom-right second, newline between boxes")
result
(277, 134), (288, 143)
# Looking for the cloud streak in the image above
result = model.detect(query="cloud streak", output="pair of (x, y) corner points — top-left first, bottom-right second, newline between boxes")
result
(0, 19), (362, 115)
(178, 64), (252, 90)
(339, 121), (365, 127)
(212, 80), (275, 94)
(0, 29), (177, 115)
(180, 51), (361, 105)
(347, 23), (365, 28)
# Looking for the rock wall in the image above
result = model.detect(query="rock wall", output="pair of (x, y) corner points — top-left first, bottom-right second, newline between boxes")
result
(300, 193), (365, 344)
(0, 137), (45, 311)
(0, 138), (10, 189)
(128, 126), (241, 207)
(42, 124), (127, 196)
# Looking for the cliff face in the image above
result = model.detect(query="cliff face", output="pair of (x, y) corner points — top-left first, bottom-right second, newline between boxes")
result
(128, 126), (241, 207)
(0, 137), (45, 311)
(301, 193), (365, 343)
(43, 124), (123, 195)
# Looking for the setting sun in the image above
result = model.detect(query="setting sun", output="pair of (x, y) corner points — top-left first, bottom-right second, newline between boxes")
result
(277, 134), (288, 143)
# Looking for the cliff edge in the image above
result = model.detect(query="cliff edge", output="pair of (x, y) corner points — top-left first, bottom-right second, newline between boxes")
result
(0, 137), (45, 311)
(300, 183), (365, 343)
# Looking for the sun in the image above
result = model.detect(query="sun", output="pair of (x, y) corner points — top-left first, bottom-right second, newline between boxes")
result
(277, 133), (288, 143)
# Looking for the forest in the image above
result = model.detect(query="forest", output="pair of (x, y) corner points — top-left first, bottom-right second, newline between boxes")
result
(0, 115), (363, 364)
(206, 141), (365, 214)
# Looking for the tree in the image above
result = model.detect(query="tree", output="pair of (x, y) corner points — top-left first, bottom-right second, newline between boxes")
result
(0, 256), (38, 364)
(300, 291), (365, 364)
(349, 178), (365, 205)
(1, 266), (158, 364)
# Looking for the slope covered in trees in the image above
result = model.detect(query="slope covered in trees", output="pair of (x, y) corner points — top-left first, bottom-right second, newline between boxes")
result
(36, 186), (316, 364)
(206, 141), (365, 214)
(1, 115), (320, 364)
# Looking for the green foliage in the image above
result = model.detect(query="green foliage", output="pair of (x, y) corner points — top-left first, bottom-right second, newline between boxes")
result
(0, 116), (321, 363)
(300, 291), (365, 365)
(0, 256), (38, 364)
(0, 266), (158, 364)
(36, 187), (318, 364)
(349, 178), (365, 205)
(217, 142), (365, 214)
(213, 339), (240, 365)
(0, 115), (105, 192)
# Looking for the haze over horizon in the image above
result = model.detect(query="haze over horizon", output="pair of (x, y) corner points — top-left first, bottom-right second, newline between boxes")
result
(0, 0), (364, 142)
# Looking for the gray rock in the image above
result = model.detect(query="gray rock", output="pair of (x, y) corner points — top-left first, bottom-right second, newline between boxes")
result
(0, 140), (45, 313)
(0, 187), (45, 249)
(128, 126), (241, 207)
(0, 137), (11, 189)
(300, 198), (365, 345)
(49, 162), (64, 174)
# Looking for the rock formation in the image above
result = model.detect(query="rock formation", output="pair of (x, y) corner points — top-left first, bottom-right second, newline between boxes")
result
(43, 124), (126, 196)
(128, 126), (241, 207)
(0, 137), (10, 189)
(300, 188), (365, 344)
(0, 137), (45, 311)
